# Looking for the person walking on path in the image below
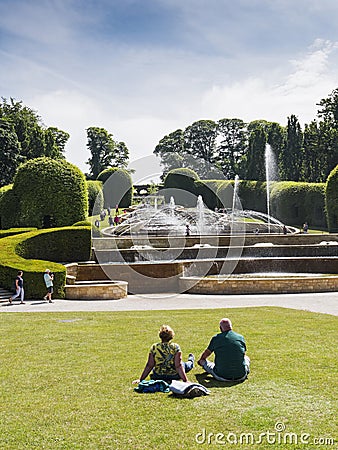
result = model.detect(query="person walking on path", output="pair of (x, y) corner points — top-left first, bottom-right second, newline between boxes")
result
(198, 318), (250, 382)
(43, 269), (54, 303)
(9, 270), (25, 304)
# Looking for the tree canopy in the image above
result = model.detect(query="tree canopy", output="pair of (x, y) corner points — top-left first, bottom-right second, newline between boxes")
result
(0, 98), (69, 187)
(153, 88), (338, 183)
(86, 127), (129, 179)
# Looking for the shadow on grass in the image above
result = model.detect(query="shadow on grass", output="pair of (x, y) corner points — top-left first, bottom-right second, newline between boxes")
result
(195, 372), (247, 388)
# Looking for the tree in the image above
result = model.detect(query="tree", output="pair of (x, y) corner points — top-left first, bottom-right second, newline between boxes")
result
(245, 126), (267, 181)
(316, 88), (338, 179)
(317, 87), (338, 126)
(45, 127), (69, 158)
(0, 119), (21, 187)
(183, 120), (218, 177)
(279, 115), (303, 181)
(0, 98), (68, 184)
(86, 127), (129, 179)
(216, 118), (247, 179)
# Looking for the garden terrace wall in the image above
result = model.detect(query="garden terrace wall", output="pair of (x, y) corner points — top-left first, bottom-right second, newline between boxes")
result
(0, 226), (91, 299)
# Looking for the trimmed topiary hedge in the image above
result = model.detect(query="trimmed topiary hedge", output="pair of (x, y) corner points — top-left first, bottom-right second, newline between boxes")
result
(271, 182), (326, 228)
(238, 181), (267, 213)
(194, 180), (225, 210)
(1, 157), (88, 229)
(87, 180), (103, 216)
(216, 181), (236, 210)
(326, 165), (338, 233)
(97, 167), (133, 208)
(0, 228), (37, 239)
(163, 168), (199, 206)
(0, 226), (91, 299)
(0, 185), (17, 228)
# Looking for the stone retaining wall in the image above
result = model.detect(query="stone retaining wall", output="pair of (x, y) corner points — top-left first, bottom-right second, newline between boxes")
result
(179, 276), (338, 295)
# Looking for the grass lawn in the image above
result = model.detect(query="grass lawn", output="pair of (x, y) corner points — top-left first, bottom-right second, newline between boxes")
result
(1, 307), (337, 449)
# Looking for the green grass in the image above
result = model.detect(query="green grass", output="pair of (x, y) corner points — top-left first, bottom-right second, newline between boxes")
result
(1, 307), (337, 449)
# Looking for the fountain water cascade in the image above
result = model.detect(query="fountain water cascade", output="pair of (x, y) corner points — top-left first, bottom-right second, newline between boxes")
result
(73, 188), (338, 297)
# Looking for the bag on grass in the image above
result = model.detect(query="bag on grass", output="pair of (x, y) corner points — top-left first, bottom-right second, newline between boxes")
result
(134, 380), (170, 393)
(169, 380), (210, 398)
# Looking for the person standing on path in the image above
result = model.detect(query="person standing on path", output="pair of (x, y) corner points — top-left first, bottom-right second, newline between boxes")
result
(9, 270), (25, 304)
(43, 269), (54, 303)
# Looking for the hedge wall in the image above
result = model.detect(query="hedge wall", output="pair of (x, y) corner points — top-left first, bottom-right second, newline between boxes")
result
(163, 168), (199, 206)
(238, 181), (268, 213)
(326, 165), (338, 233)
(87, 180), (103, 216)
(1, 157), (88, 229)
(0, 228), (37, 239)
(215, 181), (235, 210)
(97, 167), (133, 208)
(0, 226), (91, 299)
(194, 180), (226, 210)
(270, 182), (326, 228)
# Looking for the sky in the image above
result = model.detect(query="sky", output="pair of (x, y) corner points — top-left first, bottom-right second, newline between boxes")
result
(1, 0), (338, 183)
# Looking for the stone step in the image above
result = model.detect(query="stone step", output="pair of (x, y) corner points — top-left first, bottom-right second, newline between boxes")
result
(0, 287), (13, 302)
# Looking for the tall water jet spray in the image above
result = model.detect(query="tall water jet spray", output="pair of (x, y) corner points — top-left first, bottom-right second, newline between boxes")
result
(232, 175), (240, 232)
(169, 196), (175, 218)
(265, 144), (278, 233)
(196, 195), (206, 234)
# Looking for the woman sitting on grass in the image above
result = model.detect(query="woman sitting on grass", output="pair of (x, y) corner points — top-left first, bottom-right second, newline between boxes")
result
(133, 325), (194, 384)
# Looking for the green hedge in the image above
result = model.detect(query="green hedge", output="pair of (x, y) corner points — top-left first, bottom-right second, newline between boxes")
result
(271, 182), (326, 228)
(216, 181), (235, 210)
(87, 180), (103, 216)
(1, 157), (88, 229)
(194, 180), (225, 210)
(0, 226), (91, 299)
(326, 165), (338, 233)
(163, 168), (199, 206)
(0, 228), (37, 238)
(238, 181), (267, 213)
(97, 168), (133, 208)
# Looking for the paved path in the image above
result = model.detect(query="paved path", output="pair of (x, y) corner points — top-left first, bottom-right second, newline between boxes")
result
(1, 291), (338, 315)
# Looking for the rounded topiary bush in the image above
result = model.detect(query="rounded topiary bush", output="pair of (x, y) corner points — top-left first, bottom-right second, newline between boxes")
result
(326, 165), (338, 233)
(163, 168), (199, 206)
(87, 180), (103, 216)
(10, 157), (88, 228)
(97, 167), (133, 208)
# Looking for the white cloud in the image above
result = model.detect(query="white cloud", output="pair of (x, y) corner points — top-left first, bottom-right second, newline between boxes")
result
(201, 39), (338, 125)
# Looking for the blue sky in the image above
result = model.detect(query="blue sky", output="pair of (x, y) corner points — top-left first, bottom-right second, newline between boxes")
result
(1, 0), (338, 181)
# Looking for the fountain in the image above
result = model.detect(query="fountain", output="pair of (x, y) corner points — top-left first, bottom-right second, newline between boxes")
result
(265, 144), (278, 233)
(231, 175), (240, 232)
(65, 182), (338, 297)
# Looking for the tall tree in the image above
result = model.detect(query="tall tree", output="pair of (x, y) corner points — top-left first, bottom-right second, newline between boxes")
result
(86, 127), (129, 179)
(279, 115), (303, 181)
(245, 126), (267, 181)
(0, 119), (22, 187)
(183, 120), (218, 177)
(316, 88), (338, 179)
(216, 118), (247, 179)
(0, 98), (67, 184)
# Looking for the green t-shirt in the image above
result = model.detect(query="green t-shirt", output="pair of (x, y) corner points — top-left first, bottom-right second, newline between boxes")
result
(207, 330), (247, 379)
(150, 342), (180, 375)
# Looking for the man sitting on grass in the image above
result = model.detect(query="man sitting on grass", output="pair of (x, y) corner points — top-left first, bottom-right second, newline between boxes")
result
(198, 318), (250, 382)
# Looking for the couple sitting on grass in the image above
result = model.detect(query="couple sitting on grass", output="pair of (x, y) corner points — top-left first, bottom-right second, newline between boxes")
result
(133, 318), (250, 385)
